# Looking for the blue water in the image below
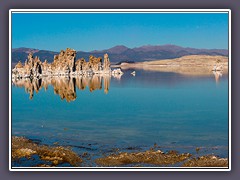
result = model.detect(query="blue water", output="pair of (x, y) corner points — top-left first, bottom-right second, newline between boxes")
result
(11, 70), (229, 158)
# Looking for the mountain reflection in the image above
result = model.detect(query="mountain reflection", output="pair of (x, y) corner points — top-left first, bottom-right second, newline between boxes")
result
(12, 75), (111, 102)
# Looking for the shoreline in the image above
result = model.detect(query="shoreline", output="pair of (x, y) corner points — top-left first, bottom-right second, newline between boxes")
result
(114, 55), (228, 76)
(11, 136), (228, 168)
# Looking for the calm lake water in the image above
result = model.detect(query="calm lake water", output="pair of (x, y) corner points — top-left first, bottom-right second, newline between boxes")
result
(11, 69), (229, 163)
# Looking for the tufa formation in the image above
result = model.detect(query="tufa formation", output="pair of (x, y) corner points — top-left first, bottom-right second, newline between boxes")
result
(12, 48), (123, 79)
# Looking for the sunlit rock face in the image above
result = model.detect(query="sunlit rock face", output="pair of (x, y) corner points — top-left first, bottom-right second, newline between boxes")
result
(42, 60), (51, 76)
(12, 61), (25, 78)
(89, 55), (102, 72)
(51, 48), (76, 75)
(103, 53), (110, 71)
(25, 53), (42, 77)
(12, 53), (42, 78)
(75, 55), (102, 74)
(15, 61), (23, 69)
(75, 58), (87, 72)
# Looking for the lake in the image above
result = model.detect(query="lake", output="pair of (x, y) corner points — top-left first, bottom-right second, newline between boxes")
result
(11, 69), (229, 166)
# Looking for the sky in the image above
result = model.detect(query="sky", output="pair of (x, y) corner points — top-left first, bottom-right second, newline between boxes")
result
(12, 12), (229, 52)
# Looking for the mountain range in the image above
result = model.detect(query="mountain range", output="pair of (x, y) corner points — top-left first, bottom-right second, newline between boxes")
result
(12, 45), (228, 64)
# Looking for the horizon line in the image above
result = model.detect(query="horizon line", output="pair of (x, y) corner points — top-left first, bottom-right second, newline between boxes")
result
(12, 44), (228, 53)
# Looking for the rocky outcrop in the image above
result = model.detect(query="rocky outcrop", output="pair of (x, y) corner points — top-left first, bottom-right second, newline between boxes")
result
(42, 60), (52, 76)
(12, 48), (115, 79)
(89, 55), (102, 72)
(75, 55), (103, 75)
(51, 48), (76, 75)
(12, 136), (82, 166)
(103, 53), (110, 71)
(95, 150), (192, 166)
(15, 61), (23, 68)
(25, 53), (42, 77)
(12, 53), (42, 78)
(75, 58), (87, 72)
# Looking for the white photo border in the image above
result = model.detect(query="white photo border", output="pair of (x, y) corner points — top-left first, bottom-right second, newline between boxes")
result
(9, 9), (231, 172)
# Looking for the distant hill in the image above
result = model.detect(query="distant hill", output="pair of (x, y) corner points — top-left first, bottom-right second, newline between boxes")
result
(12, 48), (58, 64)
(119, 55), (229, 76)
(12, 45), (228, 64)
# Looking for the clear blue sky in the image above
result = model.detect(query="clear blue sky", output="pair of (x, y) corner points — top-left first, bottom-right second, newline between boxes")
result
(12, 12), (229, 52)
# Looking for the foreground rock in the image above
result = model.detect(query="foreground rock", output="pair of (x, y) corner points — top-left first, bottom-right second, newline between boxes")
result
(12, 136), (82, 167)
(182, 155), (228, 167)
(95, 150), (192, 166)
(12, 136), (228, 167)
(95, 150), (228, 167)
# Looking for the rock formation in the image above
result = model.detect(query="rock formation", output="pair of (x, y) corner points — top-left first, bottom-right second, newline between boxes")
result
(51, 48), (76, 75)
(42, 60), (51, 76)
(75, 58), (86, 72)
(103, 53), (110, 71)
(12, 48), (121, 79)
(12, 53), (42, 78)
(12, 61), (25, 78)
(15, 61), (23, 68)
(89, 55), (102, 72)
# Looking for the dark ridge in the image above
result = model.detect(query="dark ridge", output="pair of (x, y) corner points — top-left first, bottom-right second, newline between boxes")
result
(12, 44), (228, 64)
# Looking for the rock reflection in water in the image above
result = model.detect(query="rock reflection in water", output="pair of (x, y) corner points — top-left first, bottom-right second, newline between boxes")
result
(212, 71), (223, 84)
(51, 77), (76, 102)
(12, 75), (111, 102)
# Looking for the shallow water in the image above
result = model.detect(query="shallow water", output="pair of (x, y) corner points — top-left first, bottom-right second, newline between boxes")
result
(11, 69), (229, 164)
